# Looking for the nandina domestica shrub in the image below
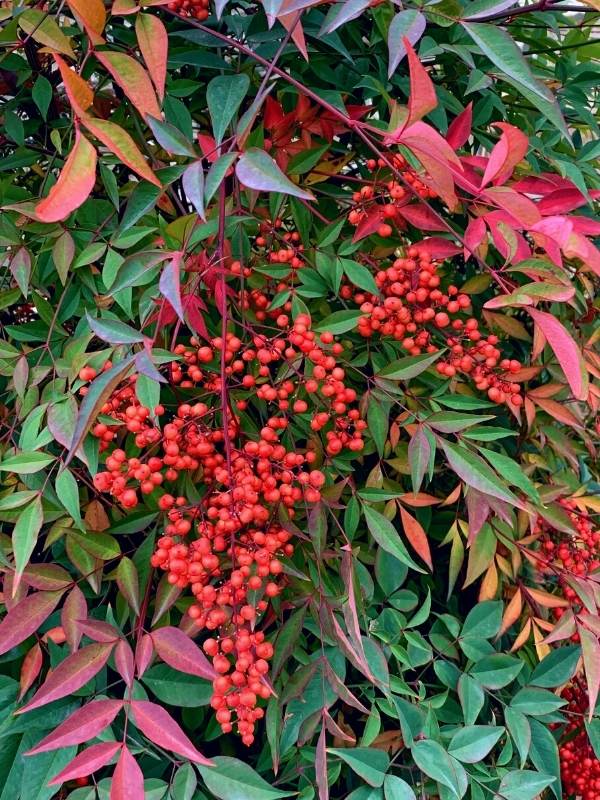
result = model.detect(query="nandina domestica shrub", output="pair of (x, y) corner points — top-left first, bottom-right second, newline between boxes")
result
(0, 1), (599, 798)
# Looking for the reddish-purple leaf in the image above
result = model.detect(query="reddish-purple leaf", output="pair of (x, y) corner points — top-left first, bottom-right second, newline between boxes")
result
(316, 724), (329, 800)
(115, 639), (135, 687)
(387, 10), (426, 77)
(27, 700), (123, 754)
(23, 564), (72, 591)
(527, 307), (588, 401)
(446, 103), (472, 150)
(151, 626), (217, 680)
(236, 148), (315, 200)
(340, 547), (369, 668)
(35, 129), (97, 222)
(0, 590), (64, 656)
(18, 642), (115, 714)
(130, 700), (214, 765)
(111, 746), (144, 800)
(19, 643), (43, 700)
(159, 252), (185, 323)
(62, 584), (87, 653)
(77, 618), (120, 643)
(49, 741), (121, 786)
(135, 633), (154, 678)
(9, 247), (31, 297)
(182, 161), (206, 220)
(408, 424), (431, 494)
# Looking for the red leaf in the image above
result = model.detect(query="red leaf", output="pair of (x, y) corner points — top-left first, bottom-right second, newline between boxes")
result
(405, 38), (437, 127)
(151, 626), (217, 680)
(27, 700), (123, 754)
(446, 103), (472, 150)
(159, 252), (185, 323)
(135, 13), (168, 102)
(527, 308), (588, 401)
(483, 186), (540, 227)
(414, 237), (461, 259)
(0, 590), (64, 656)
(464, 216), (487, 261)
(115, 639), (135, 687)
(19, 643), (43, 700)
(18, 642), (115, 714)
(135, 633), (154, 678)
(399, 505), (432, 570)
(539, 187), (589, 215)
(35, 129), (97, 223)
(49, 742), (121, 786)
(397, 203), (446, 231)
(130, 700), (214, 765)
(579, 626), (600, 722)
(95, 51), (161, 120)
(62, 585), (87, 653)
(111, 746), (144, 800)
(482, 123), (528, 187)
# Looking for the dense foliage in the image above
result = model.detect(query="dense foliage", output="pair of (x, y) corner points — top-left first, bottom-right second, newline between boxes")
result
(0, 0), (600, 798)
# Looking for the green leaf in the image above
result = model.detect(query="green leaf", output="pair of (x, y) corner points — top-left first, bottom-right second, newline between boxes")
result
(55, 468), (83, 527)
(461, 601), (502, 640)
(528, 718), (561, 799)
(207, 74), (250, 145)
(236, 148), (315, 201)
(426, 412), (495, 434)
(510, 688), (566, 716)
(411, 740), (467, 799)
(116, 557), (141, 616)
(378, 351), (443, 380)
(341, 259), (380, 295)
(141, 664), (212, 707)
(363, 505), (425, 573)
(457, 673), (484, 726)
(471, 654), (523, 690)
(32, 75), (52, 121)
(69, 530), (120, 560)
(0, 452), (54, 474)
(171, 764), (197, 800)
(0, 490), (39, 510)
(529, 646), (581, 688)
(314, 309), (364, 335)
(328, 747), (389, 788)
(146, 115), (196, 157)
(384, 774), (416, 800)
(205, 153), (239, 206)
(197, 756), (295, 800)
(448, 725), (504, 763)
(505, 707), (531, 769)
(476, 445), (540, 503)
(495, 770), (555, 800)
(367, 397), (388, 457)
(12, 495), (43, 587)
(585, 719), (600, 761)
(437, 439), (519, 506)
(86, 313), (144, 345)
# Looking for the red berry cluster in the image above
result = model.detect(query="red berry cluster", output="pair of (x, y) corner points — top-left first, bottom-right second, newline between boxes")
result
(88, 313), (364, 741)
(537, 498), (600, 607)
(167, 0), (210, 19)
(341, 245), (523, 407)
(558, 676), (600, 799)
(347, 155), (436, 237)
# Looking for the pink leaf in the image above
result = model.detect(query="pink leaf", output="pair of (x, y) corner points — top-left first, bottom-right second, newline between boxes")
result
(464, 216), (487, 261)
(483, 186), (540, 227)
(49, 742), (121, 786)
(159, 251), (185, 322)
(62, 585), (87, 652)
(35, 129), (97, 222)
(130, 700), (214, 765)
(26, 699), (123, 754)
(578, 626), (600, 722)
(527, 308), (588, 401)
(446, 103), (472, 150)
(18, 642), (115, 714)
(111, 746), (145, 800)
(151, 626), (217, 680)
(482, 123), (528, 187)
(0, 590), (64, 656)
(315, 724), (329, 800)
(135, 633), (154, 678)
(115, 639), (135, 687)
(387, 10), (426, 78)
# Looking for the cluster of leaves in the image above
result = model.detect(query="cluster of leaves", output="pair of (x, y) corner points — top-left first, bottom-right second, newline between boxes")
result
(0, 0), (600, 798)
